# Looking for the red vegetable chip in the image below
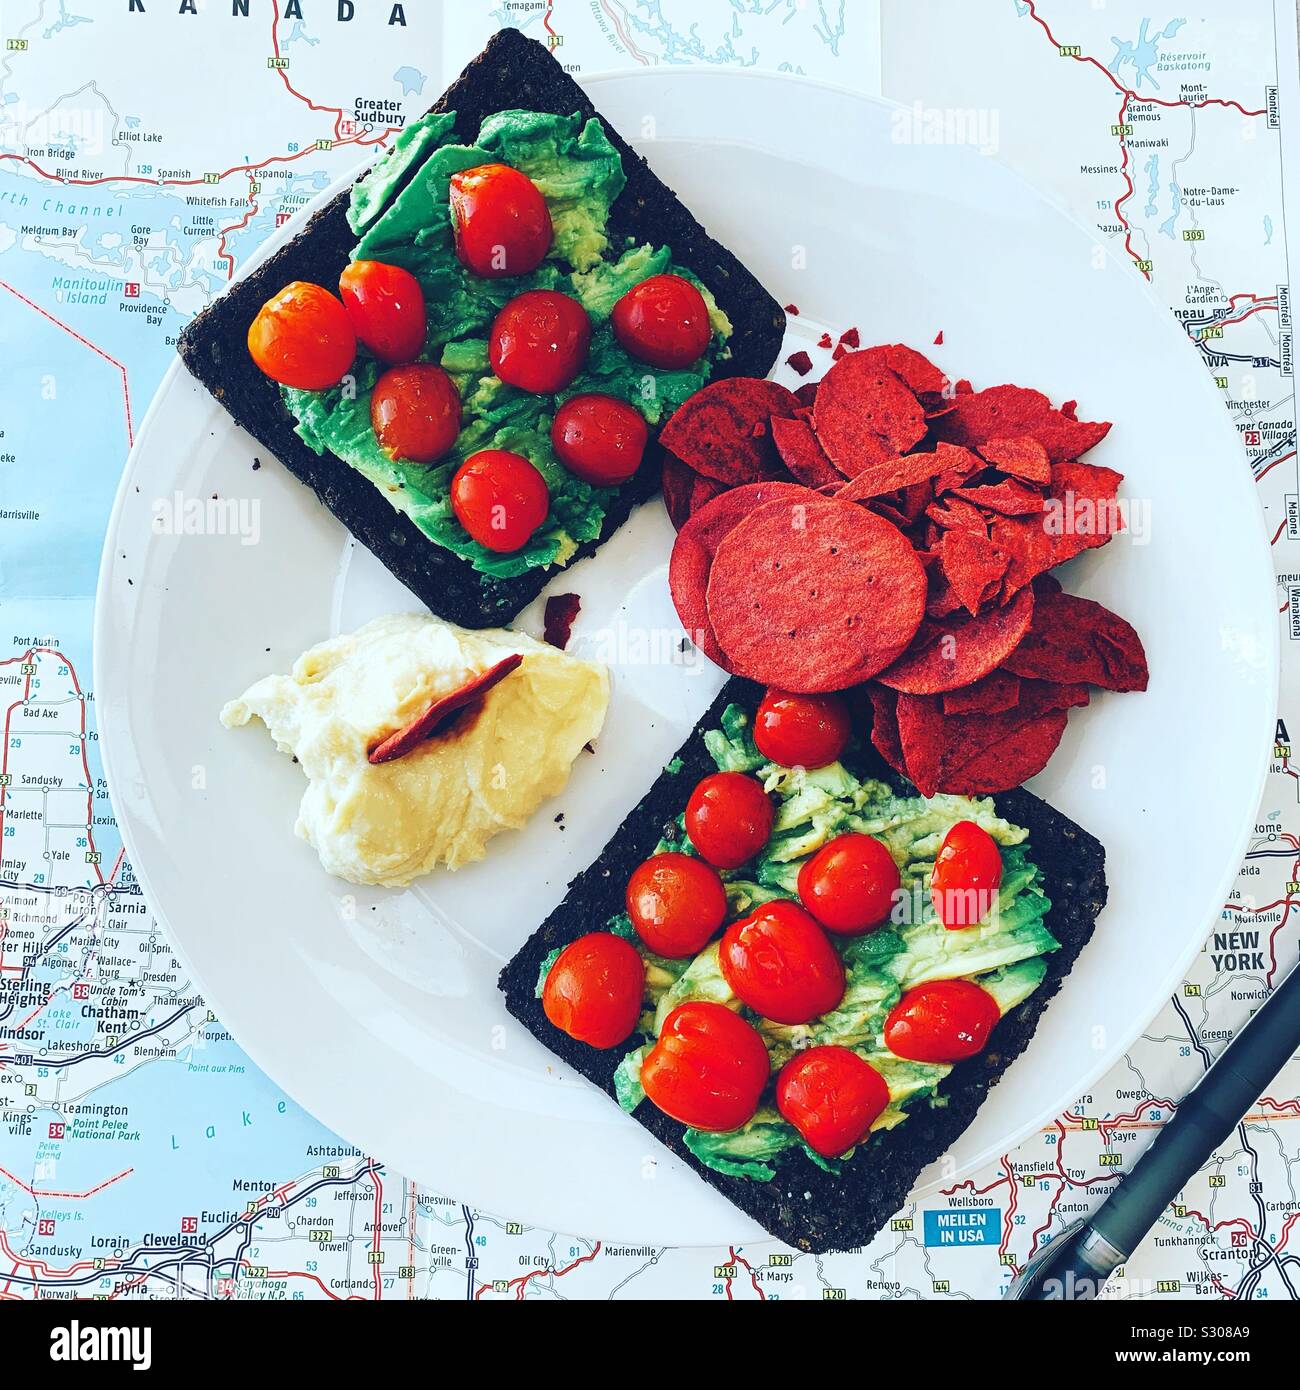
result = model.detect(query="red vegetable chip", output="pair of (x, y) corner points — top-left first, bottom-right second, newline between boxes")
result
(931, 441), (985, 494)
(851, 343), (951, 403)
(835, 449), (948, 503)
(786, 350), (814, 377)
(926, 494), (990, 536)
(931, 383), (1111, 462)
(661, 451), (725, 530)
(942, 670), (1021, 715)
(368, 655), (524, 765)
(977, 435), (1051, 485)
(668, 481), (812, 669)
(658, 377), (800, 486)
(771, 415), (842, 489)
(896, 679), (1088, 796)
(936, 530), (1012, 617)
(877, 583), (1036, 694)
(1003, 589), (1149, 691)
(990, 460), (1125, 594)
(951, 478), (1045, 516)
(543, 593), (582, 650)
(813, 357), (927, 477)
(866, 684), (907, 777)
(794, 382), (820, 408)
(706, 493), (926, 693)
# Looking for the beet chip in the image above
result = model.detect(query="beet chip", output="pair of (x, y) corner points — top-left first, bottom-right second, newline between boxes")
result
(936, 530), (1012, 616)
(931, 384), (1111, 461)
(543, 593), (581, 650)
(669, 481), (812, 669)
(990, 460), (1125, 593)
(771, 416), (842, 488)
(794, 382), (820, 408)
(942, 670), (1021, 715)
(926, 494), (990, 536)
(852, 344), (951, 403)
(662, 451), (725, 530)
(813, 357), (927, 477)
(658, 378), (801, 486)
(706, 494), (926, 693)
(977, 435), (1051, 485)
(931, 442), (985, 493)
(951, 478), (1045, 516)
(866, 684), (908, 777)
(836, 449), (947, 503)
(877, 583), (1035, 694)
(896, 678), (1088, 796)
(1003, 589), (1149, 691)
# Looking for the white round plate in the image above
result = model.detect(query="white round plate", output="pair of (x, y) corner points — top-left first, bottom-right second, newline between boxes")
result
(96, 72), (1276, 1247)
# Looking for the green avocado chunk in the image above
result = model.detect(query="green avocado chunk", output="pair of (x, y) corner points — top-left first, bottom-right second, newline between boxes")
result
(282, 108), (733, 579)
(604, 706), (1062, 1185)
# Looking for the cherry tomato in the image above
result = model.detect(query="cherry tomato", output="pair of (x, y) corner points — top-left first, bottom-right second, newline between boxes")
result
(625, 852), (727, 959)
(338, 259), (427, 363)
(719, 899), (845, 1026)
(684, 773), (774, 871)
(753, 689), (852, 769)
(450, 449), (550, 552)
(797, 833), (900, 936)
(370, 363), (461, 464)
(640, 1001), (770, 1132)
(551, 393), (648, 487)
(449, 163), (553, 279)
(247, 280), (356, 389)
(489, 289), (591, 393)
(776, 1045), (891, 1158)
(931, 820), (1004, 930)
(541, 932), (645, 1050)
(611, 273), (712, 369)
(884, 979), (1001, 1064)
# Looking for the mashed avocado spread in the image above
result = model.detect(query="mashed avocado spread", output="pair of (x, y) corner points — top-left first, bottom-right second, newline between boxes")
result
(538, 703), (1060, 1182)
(283, 109), (733, 579)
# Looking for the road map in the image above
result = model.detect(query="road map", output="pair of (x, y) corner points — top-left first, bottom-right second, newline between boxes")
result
(0, 0), (1297, 1301)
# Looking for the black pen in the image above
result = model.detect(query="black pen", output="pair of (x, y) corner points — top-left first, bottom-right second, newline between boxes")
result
(1006, 958), (1300, 1300)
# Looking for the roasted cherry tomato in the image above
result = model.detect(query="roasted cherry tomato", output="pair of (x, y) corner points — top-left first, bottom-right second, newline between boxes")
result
(338, 259), (427, 363)
(450, 448), (549, 552)
(247, 280), (356, 389)
(684, 772), (774, 870)
(640, 1001), (769, 1132)
(719, 899), (845, 1026)
(370, 363), (461, 464)
(611, 273), (712, 369)
(541, 932), (645, 1050)
(625, 852), (727, 959)
(884, 979), (1001, 1064)
(489, 289), (590, 393)
(776, 1045), (891, 1158)
(551, 393), (648, 486)
(753, 689), (852, 770)
(797, 833), (900, 936)
(449, 163), (553, 279)
(931, 820), (1004, 930)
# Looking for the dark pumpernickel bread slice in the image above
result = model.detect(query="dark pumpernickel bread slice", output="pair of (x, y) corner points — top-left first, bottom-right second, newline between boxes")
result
(498, 677), (1107, 1253)
(178, 28), (786, 629)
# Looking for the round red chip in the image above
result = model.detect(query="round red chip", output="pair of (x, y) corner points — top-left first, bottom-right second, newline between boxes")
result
(658, 378), (800, 486)
(812, 356), (927, 477)
(669, 481), (813, 668)
(705, 493), (926, 693)
(876, 584), (1036, 695)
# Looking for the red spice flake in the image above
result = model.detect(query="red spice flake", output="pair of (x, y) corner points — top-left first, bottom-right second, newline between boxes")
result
(784, 303), (801, 315)
(934, 330), (944, 345)
(817, 332), (833, 349)
(838, 327), (860, 349)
